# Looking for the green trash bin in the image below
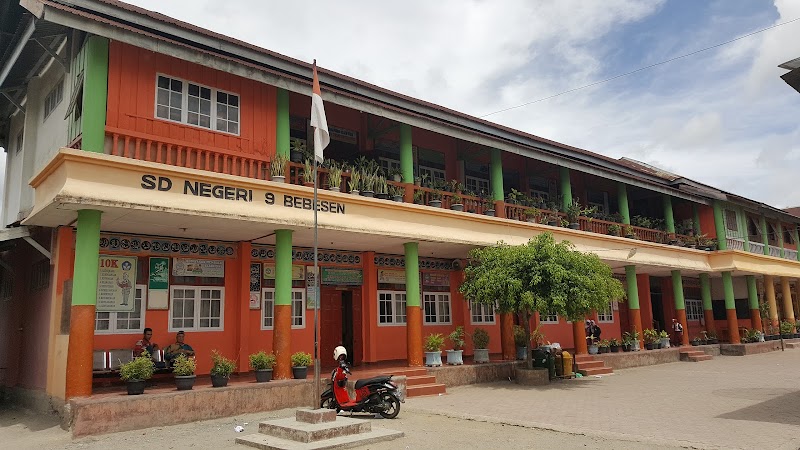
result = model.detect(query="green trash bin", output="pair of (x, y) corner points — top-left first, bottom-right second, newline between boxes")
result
(531, 349), (556, 380)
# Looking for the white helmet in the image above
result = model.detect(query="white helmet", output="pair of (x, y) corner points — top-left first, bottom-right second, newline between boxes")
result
(333, 346), (347, 361)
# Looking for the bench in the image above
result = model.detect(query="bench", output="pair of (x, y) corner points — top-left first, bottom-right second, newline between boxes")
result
(93, 349), (172, 379)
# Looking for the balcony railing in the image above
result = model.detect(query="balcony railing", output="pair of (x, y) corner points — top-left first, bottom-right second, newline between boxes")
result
(748, 241), (765, 255)
(727, 238), (746, 251)
(768, 245), (783, 258)
(784, 249), (798, 261)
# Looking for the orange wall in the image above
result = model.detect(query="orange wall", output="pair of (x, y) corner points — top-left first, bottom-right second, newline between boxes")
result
(107, 41), (277, 158)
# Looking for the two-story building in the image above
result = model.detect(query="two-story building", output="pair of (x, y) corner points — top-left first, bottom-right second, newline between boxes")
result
(2, 0), (800, 418)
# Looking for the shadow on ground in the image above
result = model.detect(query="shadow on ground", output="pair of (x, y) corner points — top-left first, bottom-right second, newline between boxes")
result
(0, 406), (62, 432)
(717, 388), (800, 425)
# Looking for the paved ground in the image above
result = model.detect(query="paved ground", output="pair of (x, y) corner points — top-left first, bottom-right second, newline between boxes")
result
(1, 350), (799, 449)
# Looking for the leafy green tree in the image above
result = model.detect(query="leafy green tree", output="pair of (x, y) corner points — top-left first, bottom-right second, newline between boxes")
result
(460, 233), (625, 369)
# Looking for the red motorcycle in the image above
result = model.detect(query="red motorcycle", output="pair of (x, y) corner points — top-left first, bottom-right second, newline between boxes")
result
(320, 346), (402, 419)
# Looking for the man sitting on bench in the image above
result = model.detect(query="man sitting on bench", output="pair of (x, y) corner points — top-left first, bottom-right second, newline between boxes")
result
(134, 327), (166, 368)
(164, 331), (195, 367)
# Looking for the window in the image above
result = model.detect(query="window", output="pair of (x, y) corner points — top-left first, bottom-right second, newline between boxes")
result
(470, 299), (494, 324)
(597, 302), (614, 323)
(423, 293), (451, 324)
(43, 77), (64, 120)
(465, 176), (490, 196)
(170, 286), (224, 331)
(529, 176), (553, 202)
(260, 288), (305, 329)
(379, 157), (401, 177)
(155, 74), (240, 135)
(586, 191), (608, 214)
(14, 129), (23, 154)
(418, 166), (445, 185)
(724, 209), (739, 238)
(378, 291), (407, 325)
(539, 312), (558, 324)
(685, 299), (703, 321)
(95, 285), (146, 333)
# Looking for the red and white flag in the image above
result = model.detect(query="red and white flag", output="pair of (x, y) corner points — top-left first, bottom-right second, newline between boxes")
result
(310, 60), (329, 163)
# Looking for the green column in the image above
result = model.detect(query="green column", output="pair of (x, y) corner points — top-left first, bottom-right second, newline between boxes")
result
(693, 204), (701, 234)
(663, 195), (675, 234)
(82, 36), (109, 153)
(618, 183), (630, 225)
(699, 273), (712, 313)
(722, 272), (736, 310)
(739, 211), (750, 252)
(760, 215), (769, 255)
(276, 88), (290, 158)
(777, 222), (785, 258)
(400, 124), (414, 183)
(625, 265), (639, 309)
(671, 270), (685, 310)
(793, 227), (800, 262)
(559, 166), (572, 210)
(73, 210), (102, 305)
(746, 275), (758, 311)
(712, 201), (727, 250)
(275, 230), (293, 306)
(404, 242), (420, 308)
(490, 149), (504, 201)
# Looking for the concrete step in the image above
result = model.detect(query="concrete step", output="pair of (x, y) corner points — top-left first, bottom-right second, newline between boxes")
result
(785, 342), (800, 349)
(405, 375), (437, 386)
(578, 367), (613, 376)
(574, 354), (597, 363)
(688, 354), (713, 362)
(679, 350), (708, 361)
(237, 427), (404, 450)
(258, 417), (370, 443)
(573, 360), (605, 370)
(406, 383), (446, 397)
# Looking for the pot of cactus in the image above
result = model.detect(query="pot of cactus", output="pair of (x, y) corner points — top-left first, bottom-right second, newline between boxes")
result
(210, 350), (236, 387)
(348, 171), (361, 195)
(173, 354), (197, 391)
(389, 185), (404, 202)
(424, 333), (444, 367)
(270, 153), (288, 183)
(327, 162), (343, 192)
(450, 193), (464, 211)
(302, 159), (315, 187)
(249, 351), (276, 382)
(291, 351), (312, 379)
(446, 326), (465, 365)
(120, 351), (155, 395)
(471, 328), (490, 363)
(289, 137), (306, 163)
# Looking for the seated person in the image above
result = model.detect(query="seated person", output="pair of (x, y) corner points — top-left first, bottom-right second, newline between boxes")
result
(133, 327), (159, 358)
(163, 330), (195, 366)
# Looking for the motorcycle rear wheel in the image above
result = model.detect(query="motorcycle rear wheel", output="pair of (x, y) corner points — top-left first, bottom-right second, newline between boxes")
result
(321, 397), (339, 412)
(378, 393), (400, 419)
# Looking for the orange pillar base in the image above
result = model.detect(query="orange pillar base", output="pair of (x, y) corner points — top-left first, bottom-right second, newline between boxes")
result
(500, 313), (515, 360)
(676, 309), (689, 346)
(726, 309), (740, 344)
(273, 305), (292, 379)
(703, 310), (716, 335)
(750, 309), (763, 332)
(406, 306), (423, 367)
(572, 320), (588, 355)
(65, 305), (95, 400)
(629, 308), (644, 349)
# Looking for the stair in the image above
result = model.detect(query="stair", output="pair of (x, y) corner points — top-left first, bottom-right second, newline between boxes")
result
(354, 367), (446, 398)
(680, 349), (713, 362)
(573, 354), (613, 376)
(785, 342), (800, 349)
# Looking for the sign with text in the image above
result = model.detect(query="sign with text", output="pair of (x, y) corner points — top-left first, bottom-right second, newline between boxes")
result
(423, 272), (450, 287)
(321, 268), (363, 286)
(147, 257), (169, 310)
(306, 267), (318, 310)
(263, 264), (305, 280)
(378, 269), (406, 284)
(96, 255), (137, 312)
(250, 263), (262, 309)
(172, 258), (225, 278)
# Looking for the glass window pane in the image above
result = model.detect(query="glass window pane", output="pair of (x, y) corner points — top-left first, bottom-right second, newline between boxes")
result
(229, 95), (239, 107)
(156, 105), (168, 119)
(229, 123), (238, 134)
(217, 103), (226, 119)
(201, 87), (211, 99)
(188, 97), (199, 112)
(158, 76), (169, 89)
(171, 79), (182, 91)
(211, 300), (220, 317)
(188, 113), (198, 124)
(169, 108), (181, 121)
(230, 107), (239, 122)
(157, 89), (168, 106)
(173, 318), (182, 328)
(199, 116), (210, 128)
(201, 300), (210, 317)
(216, 118), (226, 131)
(200, 318), (209, 328)
(217, 92), (227, 103)
(200, 99), (211, 115)
(188, 84), (199, 96)
(211, 319), (220, 327)
(212, 290), (221, 299)
(201, 290), (211, 299)
(170, 92), (181, 106)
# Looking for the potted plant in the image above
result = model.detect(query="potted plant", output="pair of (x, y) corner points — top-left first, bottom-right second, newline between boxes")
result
(291, 351), (313, 379)
(691, 336), (701, 346)
(621, 336), (632, 352)
(389, 167), (403, 182)
(413, 189), (425, 205)
(173, 354), (197, 390)
(624, 329), (641, 351)
(301, 159), (316, 187)
(643, 329), (659, 350)
(597, 339), (610, 354)
(327, 162), (344, 192)
(609, 338), (620, 353)
(119, 351), (155, 395)
(374, 175), (389, 199)
(588, 336), (599, 355)
(289, 137), (307, 163)
(348, 170), (361, 195)
(450, 193), (464, 211)
(249, 351), (276, 382)
(361, 173), (376, 197)
(780, 321), (794, 339)
(524, 208), (541, 223)
(424, 333), (445, 366)
(705, 331), (718, 344)
(608, 223), (622, 237)
(446, 326), (465, 365)
(513, 325), (528, 360)
(270, 153), (288, 183)
(659, 330), (670, 349)
(624, 225), (637, 239)
(210, 350), (236, 387)
(471, 327), (490, 363)
(389, 184), (405, 202)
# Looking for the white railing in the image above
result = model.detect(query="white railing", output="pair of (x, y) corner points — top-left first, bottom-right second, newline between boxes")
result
(784, 249), (798, 261)
(727, 238), (745, 251)
(768, 245), (782, 257)
(748, 242), (765, 255)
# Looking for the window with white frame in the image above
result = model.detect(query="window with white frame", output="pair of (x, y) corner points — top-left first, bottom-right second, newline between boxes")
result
(470, 299), (495, 324)
(43, 77), (64, 121)
(465, 176), (490, 196)
(539, 311), (558, 324)
(170, 286), (224, 331)
(418, 166), (445, 185)
(95, 285), (146, 333)
(14, 129), (23, 154)
(685, 299), (703, 321)
(261, 288), (305, 329)
(379, 157), (401, 177)
(423, 293), (451, 324)
(529, 176), (552, 202)
(597, 302), (614, 323)
(378, 291), (407, 325)
(156, 74), (240, 135)
(586, 191), (608, 214)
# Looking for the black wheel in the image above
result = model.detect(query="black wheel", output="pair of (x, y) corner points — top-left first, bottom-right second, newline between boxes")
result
(378, 393), (400, 419)
(321, 397), (339, 412)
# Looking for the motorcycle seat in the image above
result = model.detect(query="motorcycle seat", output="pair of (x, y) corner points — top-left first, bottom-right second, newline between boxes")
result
(354, 375), (392, 389)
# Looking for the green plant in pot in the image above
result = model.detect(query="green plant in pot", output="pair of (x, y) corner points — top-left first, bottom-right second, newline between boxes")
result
(389, 184), (405, 202)
(423, 333), (445, 366)
(327, 162), (344, 191)
(446, 326), (465, 365)
(120, 351), (155, 395)
(173, 354), (197, 391)
(659, 330), (670, 348)
(289, 137), (307, 163)
(249, 351), (276, 382)
(291, 351), (313, 379)
(348, 170), (361, 195)
(270, 153), (288, 183)
(210, 350), (236, 387)
(450, 193), (463, 211)
(471, 327), (490, 363)
(524, 208), (541, 223)
(780, 320), (794, 338)
(513, 325), (528, 360)
(302, 159), (315, 186)
(608, 223), (621, 237)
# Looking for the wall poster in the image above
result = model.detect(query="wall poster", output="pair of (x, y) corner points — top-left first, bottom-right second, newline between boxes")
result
(96, 255), (137, 312)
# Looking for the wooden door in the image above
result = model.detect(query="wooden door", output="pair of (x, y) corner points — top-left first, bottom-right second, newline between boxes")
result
(320, 288), (342, 369)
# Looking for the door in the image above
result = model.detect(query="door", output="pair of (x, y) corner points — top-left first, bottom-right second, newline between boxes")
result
(320, 288), (342, 369)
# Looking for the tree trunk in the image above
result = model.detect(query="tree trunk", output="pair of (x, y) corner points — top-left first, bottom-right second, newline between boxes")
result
(522, 310), (533, 369)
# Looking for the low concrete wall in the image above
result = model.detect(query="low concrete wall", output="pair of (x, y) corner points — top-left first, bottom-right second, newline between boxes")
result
(595, 349), (680, 369)
(515, 367), (549, 386)
(720, 339), (794, 356)
(70, 379), (314, 437)
(429, 361), (516, 387)
(694, 344), (721, 356)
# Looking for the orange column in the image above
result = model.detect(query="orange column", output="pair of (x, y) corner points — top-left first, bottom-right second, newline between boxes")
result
(572, 320), (588, 355)
(494, 200), (506, 219)
(272, 229), (293, 379)
(499, 313), (515, 360)
(765, 275), (778, 328)
(236, 242), (251, 373)
(405, 242), (423, 367)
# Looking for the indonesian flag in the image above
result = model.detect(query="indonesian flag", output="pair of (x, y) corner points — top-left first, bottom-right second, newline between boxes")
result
(310, 60), (329, 163)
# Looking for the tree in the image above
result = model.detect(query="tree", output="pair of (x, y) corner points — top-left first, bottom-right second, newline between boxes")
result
(460, 233), (625, 369)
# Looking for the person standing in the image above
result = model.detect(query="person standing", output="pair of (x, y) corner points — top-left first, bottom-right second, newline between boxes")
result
(672, 318), (684, 346)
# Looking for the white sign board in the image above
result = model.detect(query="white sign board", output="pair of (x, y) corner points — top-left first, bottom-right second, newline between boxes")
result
(96, 255), (137, 312)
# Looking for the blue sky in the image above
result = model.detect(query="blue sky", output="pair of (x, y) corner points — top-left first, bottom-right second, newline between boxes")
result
(3, 0), (800, 209)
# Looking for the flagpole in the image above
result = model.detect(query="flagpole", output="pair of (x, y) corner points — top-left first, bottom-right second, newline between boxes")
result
(313, 155), (320, 408)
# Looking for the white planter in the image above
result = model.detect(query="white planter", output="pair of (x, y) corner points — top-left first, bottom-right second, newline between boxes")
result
(473, 348), (490, 363)
(445, 349), (463, 365)
(632, 340), (640, 351)
(271, 175), (285, 183)
(588, 345), (599, 355)
(660, 338), (670, 348)
(424, 351), (442, 367)
(328, 186), (340, 192)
